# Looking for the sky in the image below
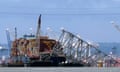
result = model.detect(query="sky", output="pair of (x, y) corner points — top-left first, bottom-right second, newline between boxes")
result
(1, 0), (120, 44)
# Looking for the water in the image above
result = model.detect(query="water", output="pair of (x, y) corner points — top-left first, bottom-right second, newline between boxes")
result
(99, 42), (120, 56)
(0, 42), (120, 58)
(0, 67), (119, 72)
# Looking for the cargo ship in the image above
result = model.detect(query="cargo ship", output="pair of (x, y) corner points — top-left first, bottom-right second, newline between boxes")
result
(4, 14), (89, 67)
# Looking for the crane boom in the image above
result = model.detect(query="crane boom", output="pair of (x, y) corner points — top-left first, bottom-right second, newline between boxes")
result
(36, 14), (41, 39)
(6, 29), (11, 56)
(111, 21), (120, 32)
(35, 14), (42, 60)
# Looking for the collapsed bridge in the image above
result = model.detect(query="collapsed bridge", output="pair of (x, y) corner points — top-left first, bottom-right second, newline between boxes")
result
(52, 29), (120, 67)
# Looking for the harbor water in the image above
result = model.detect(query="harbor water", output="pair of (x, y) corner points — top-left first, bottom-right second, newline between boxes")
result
(0, 67), (119, 72)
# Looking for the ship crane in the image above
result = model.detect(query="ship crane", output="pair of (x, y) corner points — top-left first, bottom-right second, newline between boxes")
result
(6, 28), (11, 49)
(36, 14), (41, 39)
(6, 28), (11, 57)
(111, 21), (120, 55)
(35, 14), (41, 60)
